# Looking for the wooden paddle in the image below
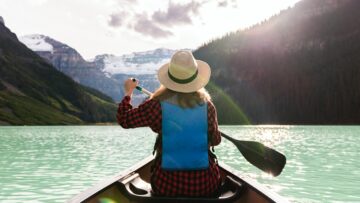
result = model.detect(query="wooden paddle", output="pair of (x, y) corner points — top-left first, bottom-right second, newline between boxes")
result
(134, 84), (286, 176)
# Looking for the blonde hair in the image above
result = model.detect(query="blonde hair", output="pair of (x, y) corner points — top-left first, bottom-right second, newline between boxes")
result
(150, 85), (211, 108)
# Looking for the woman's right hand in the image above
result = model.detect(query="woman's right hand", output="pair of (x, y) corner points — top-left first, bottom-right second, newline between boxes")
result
(124, 78), (138, 97)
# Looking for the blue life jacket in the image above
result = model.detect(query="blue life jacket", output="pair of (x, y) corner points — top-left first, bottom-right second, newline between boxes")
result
(161, 101), (209, 171)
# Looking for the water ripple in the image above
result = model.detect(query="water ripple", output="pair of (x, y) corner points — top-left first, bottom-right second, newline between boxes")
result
(0, 125), (359, 202)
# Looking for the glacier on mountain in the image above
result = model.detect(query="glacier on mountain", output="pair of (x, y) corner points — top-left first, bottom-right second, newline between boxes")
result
(95, 48), (176, 75)
(19, 34), (54, 53)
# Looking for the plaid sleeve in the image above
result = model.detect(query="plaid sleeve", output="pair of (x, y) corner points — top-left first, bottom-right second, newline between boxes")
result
(117, 96), (161, 129)
(208, 101), (221, 146)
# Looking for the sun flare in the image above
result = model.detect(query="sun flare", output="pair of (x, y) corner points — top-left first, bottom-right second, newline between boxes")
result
(198, 0), (301, 41)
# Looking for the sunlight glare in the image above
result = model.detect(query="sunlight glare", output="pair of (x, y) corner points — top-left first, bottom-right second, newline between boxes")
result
(255, 126), (291, 147)
(205, 0), (300, 31)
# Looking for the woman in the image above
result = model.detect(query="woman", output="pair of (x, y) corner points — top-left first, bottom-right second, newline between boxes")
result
(117, 50), (221, 197)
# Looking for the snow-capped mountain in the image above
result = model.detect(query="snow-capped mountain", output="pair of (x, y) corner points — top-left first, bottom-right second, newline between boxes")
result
(19, 34), (54, 53)
(94, 48), (176, 75)
(19, 34), (124, 102)
(92, 48), (178, 104)
(20, 34), (182, 104)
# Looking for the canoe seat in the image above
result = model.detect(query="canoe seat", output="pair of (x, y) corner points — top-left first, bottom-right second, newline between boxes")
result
(117, 173), (244, 202)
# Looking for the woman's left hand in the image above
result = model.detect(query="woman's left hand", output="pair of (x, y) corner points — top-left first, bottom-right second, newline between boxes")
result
(124, 78), (138, 97)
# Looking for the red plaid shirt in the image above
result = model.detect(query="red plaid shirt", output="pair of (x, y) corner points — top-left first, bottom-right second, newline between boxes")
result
(117, 96), (222, 197)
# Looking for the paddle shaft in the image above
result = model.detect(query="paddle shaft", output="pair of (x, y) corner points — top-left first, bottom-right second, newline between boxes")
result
(135, 86), (153, 96)
(133, 84), (286, 176)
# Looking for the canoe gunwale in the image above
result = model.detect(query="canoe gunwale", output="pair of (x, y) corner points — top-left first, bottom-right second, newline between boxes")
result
(218, 163), (289, 203)
(68, 155), (289, 203)
(67, 156), (154, 203)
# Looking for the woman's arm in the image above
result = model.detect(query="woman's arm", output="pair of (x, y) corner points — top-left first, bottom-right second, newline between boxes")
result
(208, 101), (221, 146)
(117, 96), (160, 129)
(117, 78), (161, 129)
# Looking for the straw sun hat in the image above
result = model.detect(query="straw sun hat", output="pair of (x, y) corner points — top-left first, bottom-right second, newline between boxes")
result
(158, 50), (211, 93)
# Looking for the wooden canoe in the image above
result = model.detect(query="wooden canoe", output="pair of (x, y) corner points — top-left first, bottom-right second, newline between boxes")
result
(68, 156), (289, 203)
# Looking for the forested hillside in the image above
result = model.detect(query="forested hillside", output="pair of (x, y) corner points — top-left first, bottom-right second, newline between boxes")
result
(195, 0), (360, 124)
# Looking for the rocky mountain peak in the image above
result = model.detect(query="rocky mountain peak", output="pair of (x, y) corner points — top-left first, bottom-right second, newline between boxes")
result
(20, 34), (89, 69)
(93, 54), (115, 61)
(0, 16), (4, 25)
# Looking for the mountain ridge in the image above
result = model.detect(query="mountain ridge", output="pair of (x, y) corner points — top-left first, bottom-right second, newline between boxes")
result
(20, 35), (178, 103)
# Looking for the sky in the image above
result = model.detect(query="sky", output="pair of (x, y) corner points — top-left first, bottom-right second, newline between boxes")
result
(0, 0), (301, 59)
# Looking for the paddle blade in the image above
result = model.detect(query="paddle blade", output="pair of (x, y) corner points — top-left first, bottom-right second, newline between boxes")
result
(221, 132), (286, 177)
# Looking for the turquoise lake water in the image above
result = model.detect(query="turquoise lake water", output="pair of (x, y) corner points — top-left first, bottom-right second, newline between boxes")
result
(0, 126), (359, 203)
